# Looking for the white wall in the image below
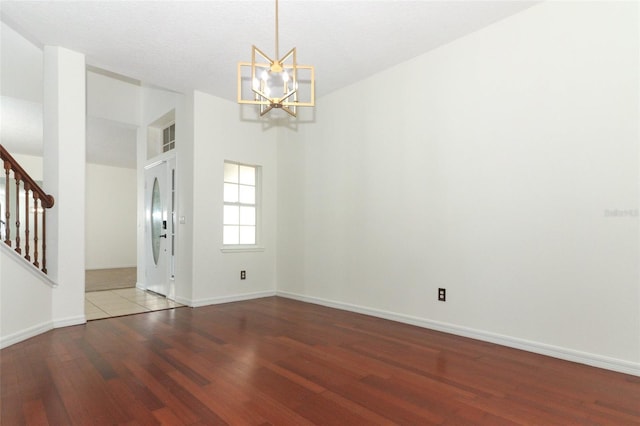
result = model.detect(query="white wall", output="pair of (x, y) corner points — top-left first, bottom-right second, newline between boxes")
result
(85, 163), (137, 269)
(0, 245), (54, 348)
(138, 89), (279, 307)
(87, 71), (140, 126)
(1, 22), (42, 103)
(10, 153), (43, 180)
(43, 46), (86, 328)
(175, 91), (194, 303)
(191, 91), (277, 306)
(277, 1), (639, 372)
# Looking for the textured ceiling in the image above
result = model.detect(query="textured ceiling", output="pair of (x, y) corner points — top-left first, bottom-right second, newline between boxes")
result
(1, 0), (537, 102)
(0, 1), (538, 168)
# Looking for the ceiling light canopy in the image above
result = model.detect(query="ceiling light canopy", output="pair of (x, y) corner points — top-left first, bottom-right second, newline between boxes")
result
(237, 0), (315, 117)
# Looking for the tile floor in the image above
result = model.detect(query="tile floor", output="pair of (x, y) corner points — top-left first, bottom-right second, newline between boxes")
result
(85, 288), (183, 320)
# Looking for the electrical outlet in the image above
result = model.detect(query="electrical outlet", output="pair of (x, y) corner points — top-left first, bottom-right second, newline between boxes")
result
(438, 288), (446, 302)
(240, 270), (246, 280)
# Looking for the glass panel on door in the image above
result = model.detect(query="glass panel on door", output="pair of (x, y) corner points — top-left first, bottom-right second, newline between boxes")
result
(151, 177), (162, 265)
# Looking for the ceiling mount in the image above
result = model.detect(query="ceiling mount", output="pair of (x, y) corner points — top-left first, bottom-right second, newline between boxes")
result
(237, 0), (315, 117)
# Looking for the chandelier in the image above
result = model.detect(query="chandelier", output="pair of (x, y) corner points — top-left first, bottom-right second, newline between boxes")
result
(237, 0), (315, 117)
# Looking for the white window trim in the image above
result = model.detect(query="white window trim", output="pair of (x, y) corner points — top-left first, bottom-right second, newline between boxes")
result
(221, 246), (265, 253)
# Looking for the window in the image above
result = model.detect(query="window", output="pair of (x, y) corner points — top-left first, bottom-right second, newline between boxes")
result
(162, 123), (175, 152)
(223, 161), (259, 246)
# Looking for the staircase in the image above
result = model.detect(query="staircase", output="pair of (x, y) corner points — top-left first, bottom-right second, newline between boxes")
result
(0, 145), (61, 349)
(0, 144), (55, 274)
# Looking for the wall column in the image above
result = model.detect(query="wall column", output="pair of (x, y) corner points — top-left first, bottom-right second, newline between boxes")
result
(43, 46), (86, 326)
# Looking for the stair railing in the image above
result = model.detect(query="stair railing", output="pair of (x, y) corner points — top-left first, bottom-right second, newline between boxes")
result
(0, 145), (55, 274)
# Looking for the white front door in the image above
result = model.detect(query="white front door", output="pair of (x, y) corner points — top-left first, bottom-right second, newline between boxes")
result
(145, 161), (169, 295)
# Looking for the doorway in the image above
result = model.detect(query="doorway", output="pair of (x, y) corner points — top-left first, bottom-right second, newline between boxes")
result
(144, 159), (175, 297)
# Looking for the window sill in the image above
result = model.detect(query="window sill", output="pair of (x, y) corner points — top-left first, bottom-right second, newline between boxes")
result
(221, 246), (265, 253)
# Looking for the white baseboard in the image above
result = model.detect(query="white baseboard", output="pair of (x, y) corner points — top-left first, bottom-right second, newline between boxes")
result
(277, 290), (640, 377)
(0, 320), (54, 349)
(53, 315), (86, 329)
(189, 290), (277, 308)
(173, 296), (192, 306)
(85, 265), (137, 270)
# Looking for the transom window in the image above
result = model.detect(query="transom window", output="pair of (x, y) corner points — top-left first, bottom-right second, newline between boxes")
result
(223, 161), (258, 245)
(162, 123), (175, 153)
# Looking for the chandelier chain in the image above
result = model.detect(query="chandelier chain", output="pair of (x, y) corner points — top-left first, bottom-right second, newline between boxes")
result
(275, 0), (279, 59)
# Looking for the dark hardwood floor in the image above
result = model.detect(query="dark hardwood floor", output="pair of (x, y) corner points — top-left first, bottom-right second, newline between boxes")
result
(2, 296), (639, 425)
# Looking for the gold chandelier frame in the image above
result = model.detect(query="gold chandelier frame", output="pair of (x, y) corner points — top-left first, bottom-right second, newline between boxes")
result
(237, 0), (315, 117)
